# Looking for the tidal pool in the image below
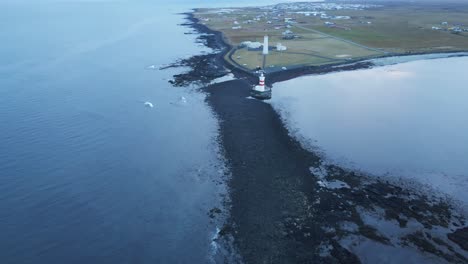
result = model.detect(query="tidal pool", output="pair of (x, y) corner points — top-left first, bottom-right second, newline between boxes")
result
(271, 55), (468, 205)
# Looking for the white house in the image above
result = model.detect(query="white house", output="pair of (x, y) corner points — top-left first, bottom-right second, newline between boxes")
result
(240, 41), (262, 49)
(276, 43), (287, 51)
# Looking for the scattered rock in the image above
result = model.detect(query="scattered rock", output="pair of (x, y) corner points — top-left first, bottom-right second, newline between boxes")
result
(208, 207), (222, 218)
(448, 227), (468, 251)
(218, 224), (233, 236)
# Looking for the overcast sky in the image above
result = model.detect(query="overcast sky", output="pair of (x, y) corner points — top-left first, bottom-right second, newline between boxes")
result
(2, 0), (467, 5)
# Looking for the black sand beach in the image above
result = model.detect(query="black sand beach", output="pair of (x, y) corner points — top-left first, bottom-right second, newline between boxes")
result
(171, 12), (468, 264)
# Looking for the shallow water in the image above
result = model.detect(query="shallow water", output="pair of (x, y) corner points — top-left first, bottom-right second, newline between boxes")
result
(0, 1), (228, 263)
(271, 56), (468, 205)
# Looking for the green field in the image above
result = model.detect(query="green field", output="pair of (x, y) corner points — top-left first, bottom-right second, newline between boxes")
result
(195, 2), (468, 71)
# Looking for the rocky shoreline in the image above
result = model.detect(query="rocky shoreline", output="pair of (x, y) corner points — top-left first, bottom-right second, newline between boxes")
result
(171, 11), (468, 264)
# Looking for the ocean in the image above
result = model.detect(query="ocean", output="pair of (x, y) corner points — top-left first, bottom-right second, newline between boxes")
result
(0, 1), (227, 263)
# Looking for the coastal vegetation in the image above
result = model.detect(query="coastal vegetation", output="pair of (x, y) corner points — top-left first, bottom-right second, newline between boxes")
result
(194, 2), (468, 71)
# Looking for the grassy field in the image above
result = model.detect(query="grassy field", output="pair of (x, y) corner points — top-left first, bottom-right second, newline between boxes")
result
(195, 2), (468, 71)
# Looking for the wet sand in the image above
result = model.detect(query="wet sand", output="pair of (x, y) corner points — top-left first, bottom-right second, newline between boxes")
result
(173, 12), (468, 264)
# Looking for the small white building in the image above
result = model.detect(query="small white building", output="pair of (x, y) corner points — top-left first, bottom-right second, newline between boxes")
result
(332, 16), (351, 20)
(451, 27), (462, 33)
(276, 43), (287, 51)
(240, 41), (262, 49)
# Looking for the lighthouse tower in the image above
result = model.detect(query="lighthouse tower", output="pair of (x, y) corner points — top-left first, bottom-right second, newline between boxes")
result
(262, 35), (269, 55)
(255, 73), (266, 92)
(251, 72), (271, 99)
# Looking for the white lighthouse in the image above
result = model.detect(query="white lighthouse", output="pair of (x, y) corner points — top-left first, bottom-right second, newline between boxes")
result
(262, 35), (269, 55)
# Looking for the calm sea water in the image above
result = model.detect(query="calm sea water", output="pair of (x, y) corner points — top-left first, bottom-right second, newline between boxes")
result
(0, 0), (329, 262)
(0, 1), (228, 263)
(271, 56), (468, 206)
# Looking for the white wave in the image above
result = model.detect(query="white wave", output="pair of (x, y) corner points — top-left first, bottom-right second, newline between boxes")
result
(210, 73), (235, 85)
(144, 101), (154, 108)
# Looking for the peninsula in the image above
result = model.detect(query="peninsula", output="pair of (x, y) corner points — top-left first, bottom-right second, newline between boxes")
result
(169, 1), (468, 263)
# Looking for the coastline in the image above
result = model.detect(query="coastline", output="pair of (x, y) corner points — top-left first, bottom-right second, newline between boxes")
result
(179, 13), (468, 88)
(177, 11), (468, 264)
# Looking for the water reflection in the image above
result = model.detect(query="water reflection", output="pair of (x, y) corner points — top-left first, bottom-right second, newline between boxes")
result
(271, 56), (468, 204)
